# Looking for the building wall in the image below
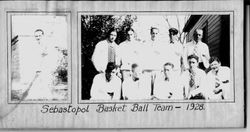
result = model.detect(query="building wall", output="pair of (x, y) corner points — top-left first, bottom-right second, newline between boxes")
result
(186, 15), (222, 58)
(185, 15), (230, 67)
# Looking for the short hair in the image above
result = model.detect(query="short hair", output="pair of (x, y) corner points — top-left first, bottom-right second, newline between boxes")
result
(187, 54), (199, 62)
(194, 29), (203, 35)
(169, 28), (178, 36)
(150, 27), (159, 33)
(34, 29), (44, 35)
(107, 28), (118, 35)
(209, 56), (221, 64)
(105, 62), (116, 73)
(131, 63), (139, 69)
(126, 27), (134, 34)
(163, 62), (174, 69)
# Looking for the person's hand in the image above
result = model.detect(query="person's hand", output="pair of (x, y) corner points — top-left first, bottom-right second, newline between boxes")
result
(151, 95), (158, 100)
(213, 88), (222, 94)
(168, 92), (173, 99)
(184, 96), (189, 100)
(190, 90), (200, 97)
(215, 82), (220, 88)
(181, 66), (188, 72)
(215, 78), (221, 88)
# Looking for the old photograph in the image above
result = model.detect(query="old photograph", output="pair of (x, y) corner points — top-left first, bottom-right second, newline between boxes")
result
(81, 14), (232, 101)
(9, 14), (70, 102)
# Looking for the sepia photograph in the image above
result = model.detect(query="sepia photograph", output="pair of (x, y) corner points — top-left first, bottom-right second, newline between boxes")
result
(9, 14), (70, 102)
(80, 13), (233, 101)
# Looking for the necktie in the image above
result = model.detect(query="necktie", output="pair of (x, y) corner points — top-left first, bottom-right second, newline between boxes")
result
(189, 70), (196, 88)
(193, 46), (198, 56)
(165, 76), (169, 81)
(108, 44), (116, 63)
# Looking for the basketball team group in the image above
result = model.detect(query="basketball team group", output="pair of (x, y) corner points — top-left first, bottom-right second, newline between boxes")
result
(90, 27), (231, 101)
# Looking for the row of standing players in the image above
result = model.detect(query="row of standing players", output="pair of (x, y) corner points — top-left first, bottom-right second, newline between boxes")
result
(90, 27), (231, 100)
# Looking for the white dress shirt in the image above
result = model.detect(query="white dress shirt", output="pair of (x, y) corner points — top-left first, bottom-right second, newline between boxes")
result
(90, 73), (121, 100)
(122, 74), (152, 100)
(206, 66), (231, 100)
(183, 40), (210, 69)
(140, 39), (165, 70)
(154, 71), (184, 100)
(181, 68), (208, 99)
(25, 40), (59, 100)
(118, 40), (143, 70)
(163, 41), (183, 71)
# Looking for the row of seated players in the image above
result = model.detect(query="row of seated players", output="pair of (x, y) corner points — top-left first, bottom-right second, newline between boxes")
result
(90, 54), (231, 100)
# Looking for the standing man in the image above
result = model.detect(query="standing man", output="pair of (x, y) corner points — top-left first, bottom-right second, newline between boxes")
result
(141, 27), (164, 95)
(26, 29), (58, 100)
(142, 27), (163, 70)
(167, 28), (183, 73)
(206, 57), (231, 100)
(182, 54), (207, 99)
(92, 28), (119, 73)
(118, 28), (142, 80)
(183, 29), (210, 70)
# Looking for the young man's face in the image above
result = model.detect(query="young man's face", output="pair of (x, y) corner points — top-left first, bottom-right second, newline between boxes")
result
(106, 69), (117, 81)
(163, 65), (173, 77)
(150, 28), (159, 41)
(194, 30), (203, 42)
(108, 31), (117, 43)
(170, 33), (178, 42)
(210, 61), (221, 72)
(110, 69), (117, 79)
(188, 58), (198, 69)
(127, 30), (135, 41)
(34, 31), (44, 42)
(132, 66), (141, 79)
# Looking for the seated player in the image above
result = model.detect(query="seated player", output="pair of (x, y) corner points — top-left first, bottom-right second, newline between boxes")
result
(153, 62), (184, 100)
(122, 63), (152, 100)
(206, 56), (231, 100)
(90, 62), (121, 100)
(181, 54), (207, 100)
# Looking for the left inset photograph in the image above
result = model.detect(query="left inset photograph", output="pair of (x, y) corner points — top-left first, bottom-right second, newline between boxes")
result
(8, 13), (71, 103)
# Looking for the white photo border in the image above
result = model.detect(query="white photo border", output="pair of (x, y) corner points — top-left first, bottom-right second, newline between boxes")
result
(7, 11), (72, 104)
(78, 11), (235, 104)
